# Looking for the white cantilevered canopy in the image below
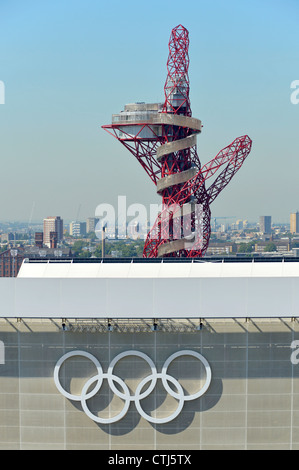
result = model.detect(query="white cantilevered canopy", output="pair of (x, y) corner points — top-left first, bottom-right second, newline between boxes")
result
(17, 258), (299, 279)
(0, 258), (298, 318)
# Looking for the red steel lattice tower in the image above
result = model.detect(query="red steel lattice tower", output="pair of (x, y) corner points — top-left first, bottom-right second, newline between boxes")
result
(102, 25), (252, 258)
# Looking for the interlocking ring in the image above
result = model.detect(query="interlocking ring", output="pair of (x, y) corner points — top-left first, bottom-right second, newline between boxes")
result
(54, 349), (212, 424)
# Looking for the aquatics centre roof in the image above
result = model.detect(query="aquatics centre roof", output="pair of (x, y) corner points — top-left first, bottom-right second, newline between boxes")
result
(17, 257), (299, 279)
(0, 257), (296, 319)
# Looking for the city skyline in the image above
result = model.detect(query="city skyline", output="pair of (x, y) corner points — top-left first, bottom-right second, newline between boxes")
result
(0, 0), (298, 223)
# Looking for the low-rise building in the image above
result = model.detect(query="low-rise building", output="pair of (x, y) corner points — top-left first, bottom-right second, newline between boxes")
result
(254, 240), (290, 253)
(0, 246), (72, 277)
(206, 242), (237, 255)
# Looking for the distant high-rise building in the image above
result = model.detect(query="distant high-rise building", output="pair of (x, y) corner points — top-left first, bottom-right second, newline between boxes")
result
(70, 221), (86, 237)
(0, 233), (14, 243)
(43, 217), (63, 247)
(290, 212), (299, 234)
(236, 219), (244, 230)
(259, 216), (272, 234)
(86, 217), (99, 233)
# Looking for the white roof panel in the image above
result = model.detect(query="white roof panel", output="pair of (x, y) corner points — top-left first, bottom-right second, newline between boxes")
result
(17, 260), (299, 278)
(5, 259), (299, 319)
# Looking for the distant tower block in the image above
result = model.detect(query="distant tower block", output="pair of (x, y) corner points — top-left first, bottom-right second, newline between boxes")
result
(290, 212), (299, 234)
(43, 216), (63, 248)
(102, 25), (252, 258)
(259, 216), (272, 235)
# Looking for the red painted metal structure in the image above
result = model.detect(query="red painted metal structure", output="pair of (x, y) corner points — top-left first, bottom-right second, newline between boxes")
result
(102, 25), (252, 258)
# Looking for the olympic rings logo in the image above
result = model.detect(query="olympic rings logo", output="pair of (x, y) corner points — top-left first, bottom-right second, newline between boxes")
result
(54, 350), (212, 425)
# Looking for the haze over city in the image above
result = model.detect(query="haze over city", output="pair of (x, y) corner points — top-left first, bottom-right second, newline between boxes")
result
(0, 0), (298, 224)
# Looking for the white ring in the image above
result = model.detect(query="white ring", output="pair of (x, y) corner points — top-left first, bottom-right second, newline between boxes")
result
(54, 350), (103, 401)
(107, 350), (157, 401)
(162, 350), (212, 401)
(81, 373), (131, 424)
(135, 373), (185, 424)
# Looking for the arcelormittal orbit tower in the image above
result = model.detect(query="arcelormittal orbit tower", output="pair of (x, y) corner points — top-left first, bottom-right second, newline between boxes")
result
(102, 25), (252, 258)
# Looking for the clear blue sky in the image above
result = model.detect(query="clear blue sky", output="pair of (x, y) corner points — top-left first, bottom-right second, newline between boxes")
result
(0, 0), (298, 223)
